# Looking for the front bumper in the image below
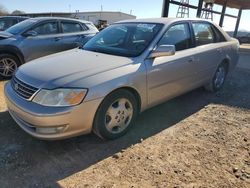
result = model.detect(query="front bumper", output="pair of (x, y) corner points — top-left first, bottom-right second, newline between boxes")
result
(4, 82), (103, 140)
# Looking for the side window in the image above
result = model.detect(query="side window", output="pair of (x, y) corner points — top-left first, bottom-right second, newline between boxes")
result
(158, 23), (191, 51)
(32, 22), (58, 35)
(61, 22), (83, 33)
(192, 22), (215, 46)
(212, 26), (226, 42)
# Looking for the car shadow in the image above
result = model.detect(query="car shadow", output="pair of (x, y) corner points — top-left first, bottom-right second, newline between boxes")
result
(0, 68), (249, 187)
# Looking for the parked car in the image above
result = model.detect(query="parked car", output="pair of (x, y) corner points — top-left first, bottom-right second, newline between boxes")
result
(237, 33), (250, 44)
(4, 18), (239, 140)
(0, 16), (28, 31)
(0, 17), (98, 78)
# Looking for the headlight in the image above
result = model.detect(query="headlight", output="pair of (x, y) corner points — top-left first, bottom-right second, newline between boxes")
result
(32, 88), (87, 107)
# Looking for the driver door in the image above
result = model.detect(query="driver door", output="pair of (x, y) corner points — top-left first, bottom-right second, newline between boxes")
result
(145, 22), (200, 107)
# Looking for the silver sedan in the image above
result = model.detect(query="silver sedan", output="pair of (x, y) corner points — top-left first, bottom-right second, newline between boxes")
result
(4, 18), (239, 140)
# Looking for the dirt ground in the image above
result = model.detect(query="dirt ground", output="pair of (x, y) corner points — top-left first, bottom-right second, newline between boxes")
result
(0, 68), (249, 188)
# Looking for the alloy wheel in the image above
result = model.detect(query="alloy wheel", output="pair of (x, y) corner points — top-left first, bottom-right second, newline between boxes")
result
(0, 57), (18, 77)
(104, 98), (134, 134)
(214, 66), (226, 89)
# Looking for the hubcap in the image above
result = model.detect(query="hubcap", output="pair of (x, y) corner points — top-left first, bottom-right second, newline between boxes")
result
(105, 98), (133, 134)
(0, 58), (17, 77)
(214, 66), (226, 89)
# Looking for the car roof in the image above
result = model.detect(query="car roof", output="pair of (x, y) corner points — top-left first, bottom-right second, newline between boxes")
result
(117, 17), (213, 25)
(0, 16), (29, 19)
(27, 17), (92, 24)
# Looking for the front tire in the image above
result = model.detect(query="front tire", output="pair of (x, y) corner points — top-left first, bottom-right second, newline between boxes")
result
(93, 89), (138, 140)
(0, 54), (20, 79)
(205, 62), (228, 92)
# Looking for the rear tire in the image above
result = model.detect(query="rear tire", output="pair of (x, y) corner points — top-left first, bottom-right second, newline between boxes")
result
(93, 89), (138, 140)
(205, 62), (228, 92)
(0, 54), (20, 80)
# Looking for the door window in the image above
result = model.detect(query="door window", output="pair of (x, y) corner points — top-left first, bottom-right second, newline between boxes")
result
(32, 22), (58, 35)
(192, 22), (215, 46)
(212, 26), (226, 42)
(158, 23), (192, 51)
(61, 22), (83, 33)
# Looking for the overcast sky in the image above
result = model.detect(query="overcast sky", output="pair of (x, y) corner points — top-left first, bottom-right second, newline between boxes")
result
(1, 0), (249, 31)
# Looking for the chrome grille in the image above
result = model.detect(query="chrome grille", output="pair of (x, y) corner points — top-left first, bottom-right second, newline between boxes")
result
(11, 76), (38, 100)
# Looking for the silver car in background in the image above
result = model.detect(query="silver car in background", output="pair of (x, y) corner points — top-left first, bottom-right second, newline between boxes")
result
(4, 18), (239, 140)
(0, 17), (98, 79)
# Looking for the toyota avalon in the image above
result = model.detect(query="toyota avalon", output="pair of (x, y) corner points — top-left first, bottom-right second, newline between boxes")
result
(4, 18), (239, 140)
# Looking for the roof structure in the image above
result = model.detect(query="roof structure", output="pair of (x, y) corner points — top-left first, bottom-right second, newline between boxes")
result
(214, 0), (250, 9)
(162, 0), (249, 37)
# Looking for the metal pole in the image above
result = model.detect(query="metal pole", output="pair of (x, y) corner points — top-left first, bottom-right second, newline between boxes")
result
(196, 0), (203, 18)
(219, 0), (228, 27)
(234, 8), (242, 38)
(162, 0), (170, 17)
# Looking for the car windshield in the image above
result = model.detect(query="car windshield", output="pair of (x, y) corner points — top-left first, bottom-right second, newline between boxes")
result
(6, 19), (38, 35)
(83, 23), (163, 57)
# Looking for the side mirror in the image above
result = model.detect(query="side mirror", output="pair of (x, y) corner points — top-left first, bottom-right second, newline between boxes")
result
(23, 30), (38, 37)
(149, 45), (176, 58)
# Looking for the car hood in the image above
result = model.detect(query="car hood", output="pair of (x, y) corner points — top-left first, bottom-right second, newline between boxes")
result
(16, 49), (134, 89)
(0, 31), (13, 39)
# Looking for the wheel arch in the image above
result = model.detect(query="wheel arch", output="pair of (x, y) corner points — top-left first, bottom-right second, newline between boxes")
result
(0, 45), (25, 65)
(105, 86), (142, 113)
(92, 85), (142, 139)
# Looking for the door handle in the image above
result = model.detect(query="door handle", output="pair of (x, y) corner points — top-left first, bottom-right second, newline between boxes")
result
(55, 37), (62, 41)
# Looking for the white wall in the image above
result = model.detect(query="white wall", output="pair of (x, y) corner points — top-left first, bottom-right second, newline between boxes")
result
(71, 11), (136, 25)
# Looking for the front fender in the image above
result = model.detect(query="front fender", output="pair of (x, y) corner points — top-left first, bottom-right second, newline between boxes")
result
(81, 62), (148, 112)
(0, 45), (25, 64)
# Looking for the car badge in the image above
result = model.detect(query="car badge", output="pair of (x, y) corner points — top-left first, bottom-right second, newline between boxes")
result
(14, 83), (19, 90)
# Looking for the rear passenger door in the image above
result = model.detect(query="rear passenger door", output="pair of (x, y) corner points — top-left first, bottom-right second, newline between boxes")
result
(59, 21), (91, 51)
(191, 21), (226, 84)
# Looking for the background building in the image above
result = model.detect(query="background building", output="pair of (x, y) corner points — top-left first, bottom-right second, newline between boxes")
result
(18, 11), (136, 28)
(72, 11), (136, 25)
